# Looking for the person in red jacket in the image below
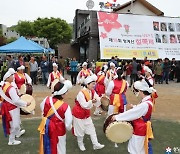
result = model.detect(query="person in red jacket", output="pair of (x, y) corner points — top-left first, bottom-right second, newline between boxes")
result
(38, 80), (72, 154)
(0, 68), (31, 145)
(47, 63), (65, 88)
(112, 79), (154, 154)
(14, 65), (32, 93)
(72, 75), (105, 151)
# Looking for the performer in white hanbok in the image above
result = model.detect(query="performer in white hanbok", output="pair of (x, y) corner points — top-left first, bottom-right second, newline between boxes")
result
(112, 79), (154, 154)
(76, 62), (93, 86)
(0, 68), (31, 145)
(72, 75), (105, 151)
(47, 63), (65, 88)
(38, 80), (73, 154)
(105, 62), (117, 87)
(14, 65), (32, 90)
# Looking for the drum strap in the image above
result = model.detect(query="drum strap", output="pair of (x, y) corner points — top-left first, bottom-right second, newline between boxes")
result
(0, 87), (14, 105)
(49, 97), (64, 122)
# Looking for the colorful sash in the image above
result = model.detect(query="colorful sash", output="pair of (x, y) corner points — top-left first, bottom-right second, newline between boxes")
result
(144, 121), (154, 154)
(81, 69), (90, 77)
(38, 99), (63, 154)
(96, 75), (105, 83)
(53, 71), (60, 79)
(81, 89), (91, 101)
(17, 72), (26, 79)
(1, 82), (13, 137)
(113, 80), (126, 113)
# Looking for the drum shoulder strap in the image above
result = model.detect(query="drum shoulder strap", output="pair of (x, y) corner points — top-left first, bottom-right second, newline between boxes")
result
(49, 97), (64, 121)
(119, 79), (126, 94)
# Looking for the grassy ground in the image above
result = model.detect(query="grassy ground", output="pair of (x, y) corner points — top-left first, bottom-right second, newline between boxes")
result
(0, 117), (180, 154)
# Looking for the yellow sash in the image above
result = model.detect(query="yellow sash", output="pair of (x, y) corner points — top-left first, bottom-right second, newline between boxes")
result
(2, 82), (11, 93)
(38, 99), (64, 154)
(81, 89), (91, 101)
(144, 121), (154, 154)
(17, 72), (25, 79)
(97, 75), (104, 83)
(53, 71), (60, 79)
(82, 69), (90, 76)
(113, 79), (126, 113)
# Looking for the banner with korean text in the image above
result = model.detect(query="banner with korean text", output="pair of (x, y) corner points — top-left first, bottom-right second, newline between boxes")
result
(97, 12), (180, 60)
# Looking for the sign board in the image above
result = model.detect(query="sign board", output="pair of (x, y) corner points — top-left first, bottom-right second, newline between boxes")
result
(97, 12), (180, 60)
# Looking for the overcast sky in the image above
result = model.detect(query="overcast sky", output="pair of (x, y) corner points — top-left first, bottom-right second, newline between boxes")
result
(0, 0), (180, 27)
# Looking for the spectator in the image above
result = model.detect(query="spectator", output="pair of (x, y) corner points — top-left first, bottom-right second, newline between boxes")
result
(176, 61), (180, 83)
(108, 56), (118, 68)
(169, 58), (176, 81)
(40, 56), (49, 85)
(29, 56), (38, 85)
(130, 57), (138, 87)
(154, 59), (163, 84)
(125, 61), (132, 85)
(70, 57), (78, 85)
(6, 55), (16, 69)
(58, 56), (66, 76)
(49, 56), (57, 73)
(0, 57), (8, 80)
(15, 55), (25, 71)
(162, 58), (170, 84)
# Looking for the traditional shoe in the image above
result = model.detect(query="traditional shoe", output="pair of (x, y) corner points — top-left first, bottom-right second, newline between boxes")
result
(78, 144), (86, 151)
(93, 143), (105, 150)
(114, 143), (118, 148)
(16, 129), (25, 138)
(8, 140), (21, 145)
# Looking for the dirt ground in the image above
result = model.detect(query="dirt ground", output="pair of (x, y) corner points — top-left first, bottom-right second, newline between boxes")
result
(24, 79), (180, 122)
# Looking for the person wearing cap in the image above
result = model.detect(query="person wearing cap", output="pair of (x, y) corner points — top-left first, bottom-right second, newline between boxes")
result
(106, 68), (128, 115)
(111, 79), (154, 154)
(0, 68), (31, 145)
(76, 62), (93, 86)
(143, 66), (154, 87)
(95, 65), (108, 97)
(105, 62), (117, 85)
(14, 65), (32, 92)
(47, 63), (65, 88)
(72, 75), (105, 151)
(106, 68), (128, 148)
(38, 80), (73, 154)
(143, 66), (158, 112)
(94, 65), (108, 116)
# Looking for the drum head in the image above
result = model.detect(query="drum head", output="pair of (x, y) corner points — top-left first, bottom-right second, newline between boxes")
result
(51, 79), (60, 92)
(20, 94), (36, 114)
(101, 96), (109, 111)
(105, 121), (133, 143)
(19, 84), (26, 95)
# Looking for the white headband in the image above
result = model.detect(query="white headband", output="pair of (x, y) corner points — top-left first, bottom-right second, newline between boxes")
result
(85, 74), (97, 85)
(3, 68), (15, 81)
(134, 79), (155, 93)
(110, 62), (115, 67)
(53, 63), (58, 68)
(17, 65), (25, 70)
(52, 80), (72, 96)
(82, 62), (87, 67)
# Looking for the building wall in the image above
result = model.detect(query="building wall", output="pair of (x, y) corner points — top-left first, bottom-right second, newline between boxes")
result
(116, 1), (156, 16)
(58, 43), (80, 60)
(0, 24), (20, 39)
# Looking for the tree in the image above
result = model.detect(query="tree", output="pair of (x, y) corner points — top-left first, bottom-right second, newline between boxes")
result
(33, 17), (72, 50)
(15, 21), (35, 37)
(6, 37), (17, 43)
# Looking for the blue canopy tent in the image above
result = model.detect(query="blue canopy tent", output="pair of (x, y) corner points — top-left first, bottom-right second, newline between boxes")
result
(0, 36), (47, 53)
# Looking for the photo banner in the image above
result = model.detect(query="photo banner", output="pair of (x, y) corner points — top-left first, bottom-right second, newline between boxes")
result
(97, 12), (180, 60)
